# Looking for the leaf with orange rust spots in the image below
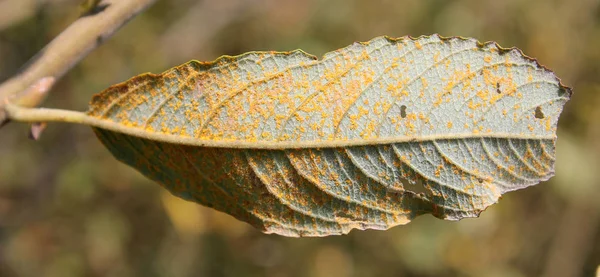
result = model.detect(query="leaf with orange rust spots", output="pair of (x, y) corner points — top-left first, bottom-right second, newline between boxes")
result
(6, 35), (572, 236)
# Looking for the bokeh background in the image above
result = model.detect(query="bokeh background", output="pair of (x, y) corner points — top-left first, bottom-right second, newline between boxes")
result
(1, 0), (599, 276)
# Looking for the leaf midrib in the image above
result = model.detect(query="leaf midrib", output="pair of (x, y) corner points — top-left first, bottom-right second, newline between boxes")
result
(6, 105), (556, 149)
(88, 115), (555, 149)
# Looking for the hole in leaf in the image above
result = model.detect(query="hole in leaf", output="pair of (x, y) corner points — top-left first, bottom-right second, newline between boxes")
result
(535, 106), (545, 119)
(399, 175), (428, 195)
(496, 82), (501, 94)
(400, 105), (407, 118)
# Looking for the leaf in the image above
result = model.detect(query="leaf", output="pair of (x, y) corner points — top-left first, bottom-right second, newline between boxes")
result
(79, 35), (573, 236)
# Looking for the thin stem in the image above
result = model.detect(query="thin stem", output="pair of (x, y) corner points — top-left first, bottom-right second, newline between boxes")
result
(0, 0), (157, 124)
(5, 103), (88, 125)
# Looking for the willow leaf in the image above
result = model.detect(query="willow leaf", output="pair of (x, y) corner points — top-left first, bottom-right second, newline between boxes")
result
(9, 35), (572, 236)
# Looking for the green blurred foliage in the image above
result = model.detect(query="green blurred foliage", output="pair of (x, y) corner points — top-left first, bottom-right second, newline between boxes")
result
(1, 0), (599, 276)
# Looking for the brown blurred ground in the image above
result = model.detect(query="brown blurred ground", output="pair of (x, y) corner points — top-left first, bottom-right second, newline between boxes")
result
(1, 0), (599, 276)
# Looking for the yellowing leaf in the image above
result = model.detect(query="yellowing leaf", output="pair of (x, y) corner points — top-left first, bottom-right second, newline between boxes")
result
(10, 35), (572, 236)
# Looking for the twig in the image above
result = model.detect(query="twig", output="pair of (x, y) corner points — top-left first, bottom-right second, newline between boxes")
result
(0, 0), (157, 126)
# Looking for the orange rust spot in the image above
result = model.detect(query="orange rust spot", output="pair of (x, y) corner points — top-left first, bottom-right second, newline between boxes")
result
(435, 164), (444, 177)
(415, 41), (422, 50)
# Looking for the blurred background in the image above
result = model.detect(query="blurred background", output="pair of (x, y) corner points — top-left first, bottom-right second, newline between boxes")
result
(1, 0), (599, 276)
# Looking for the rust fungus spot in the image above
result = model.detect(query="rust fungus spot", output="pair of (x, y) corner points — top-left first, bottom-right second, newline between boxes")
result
(400, 105), (407, 118)
(535, 106), (545, 119)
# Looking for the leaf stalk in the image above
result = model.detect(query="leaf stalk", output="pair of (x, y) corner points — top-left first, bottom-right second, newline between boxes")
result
(0, 0), (157, 126)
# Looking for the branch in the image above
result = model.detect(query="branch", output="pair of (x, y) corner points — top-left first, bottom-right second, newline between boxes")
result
(0, 0), (157, 125)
